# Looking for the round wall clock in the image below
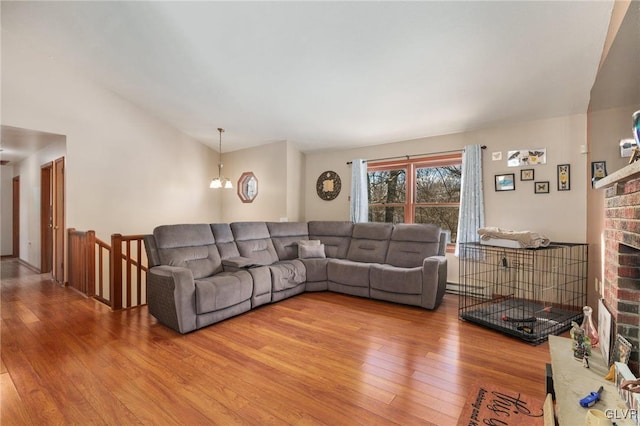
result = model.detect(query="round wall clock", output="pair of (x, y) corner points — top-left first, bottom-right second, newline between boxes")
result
(316, 171), (341, 201)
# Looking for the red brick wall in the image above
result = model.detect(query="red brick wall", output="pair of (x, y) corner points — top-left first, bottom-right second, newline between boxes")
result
(604, 181), (640, 375)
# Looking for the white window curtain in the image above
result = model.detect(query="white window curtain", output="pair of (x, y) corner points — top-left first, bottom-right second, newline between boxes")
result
(455, 145), (485, 256)
(350, 159), (368, 223)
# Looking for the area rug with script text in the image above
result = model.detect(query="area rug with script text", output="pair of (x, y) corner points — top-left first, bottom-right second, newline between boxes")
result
(456, 381), (551, 426)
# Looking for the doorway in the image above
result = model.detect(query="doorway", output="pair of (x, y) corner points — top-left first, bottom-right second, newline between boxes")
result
(12, 176), (19, 258)
(41, 164), (53, 273)
(40, 157), (65, 283)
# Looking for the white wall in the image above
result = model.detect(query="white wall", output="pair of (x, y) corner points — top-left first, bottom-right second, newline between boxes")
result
(304, 114), (588, 282)
(0, 164), (15, 256)
(2, 29), (222, 250)
(286, 143), (304, 221)
(221, 141), (288, 222)
(479, 114), (587, 242)
(220, 140), (305, 223)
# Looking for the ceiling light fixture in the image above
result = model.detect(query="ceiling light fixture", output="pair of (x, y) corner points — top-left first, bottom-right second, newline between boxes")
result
(210, 127), (232, 189)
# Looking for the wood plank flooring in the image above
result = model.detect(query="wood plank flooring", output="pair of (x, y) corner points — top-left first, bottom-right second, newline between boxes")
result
(1, 259), (552, 425)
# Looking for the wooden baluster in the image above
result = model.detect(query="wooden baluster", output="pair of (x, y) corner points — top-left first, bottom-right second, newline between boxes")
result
(87, 231), (96, 297)
(67, 228), (76, 291)
(98, 244), (104, 301)
(126, 240), (132, 308)
(110, 234), (123, 310)
(137, 241), (142, 305)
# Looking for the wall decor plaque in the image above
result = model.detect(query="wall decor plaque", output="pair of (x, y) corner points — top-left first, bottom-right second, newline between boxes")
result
(316, 171), (341, 201)
(237, 171), (258, 203)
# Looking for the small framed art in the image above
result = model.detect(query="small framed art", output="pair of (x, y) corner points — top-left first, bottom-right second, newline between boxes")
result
(521, 169), (534, 181)
(534, 181), (549, 194)
(557, 164), (570, 191)
(495, 173), (515, 191)
(612, 334), (633, 365)
(591, 161), (607, 186)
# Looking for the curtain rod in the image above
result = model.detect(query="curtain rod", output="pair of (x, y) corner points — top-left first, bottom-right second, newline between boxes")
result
(346, 145), (486, 165)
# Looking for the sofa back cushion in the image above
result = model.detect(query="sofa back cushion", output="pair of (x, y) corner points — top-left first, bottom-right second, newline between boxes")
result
(211, 223), (240, 259)
(231, 222), (279, 265)
(143, 235), (161, 268)
(346, 223), (393, 263)
(153, 224), (223, 279)
(267, 222), (309, 260)
(385, 224), (442, 268)
(308, 221), (353, 259)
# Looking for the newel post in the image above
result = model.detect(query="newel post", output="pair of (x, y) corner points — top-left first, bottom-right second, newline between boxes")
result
(110, 233), (123, 310)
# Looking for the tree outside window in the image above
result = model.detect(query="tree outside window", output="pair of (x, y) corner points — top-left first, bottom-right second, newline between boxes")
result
(368, 167), (406, 224)
(367, 154), (462, 243)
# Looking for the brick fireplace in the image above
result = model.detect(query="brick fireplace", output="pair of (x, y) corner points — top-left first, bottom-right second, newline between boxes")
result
(604, 178), (640, 374)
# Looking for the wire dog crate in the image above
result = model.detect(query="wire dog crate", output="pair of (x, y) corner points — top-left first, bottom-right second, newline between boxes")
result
(458, 242), (588, 344)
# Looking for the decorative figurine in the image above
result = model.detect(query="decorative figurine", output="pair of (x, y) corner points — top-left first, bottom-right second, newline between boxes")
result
(580, 306), (599, 347)
(571, 321), (591, 360)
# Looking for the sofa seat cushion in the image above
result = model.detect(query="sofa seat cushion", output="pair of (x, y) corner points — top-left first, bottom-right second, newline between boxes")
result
(370, 264), (422, 295)
(300, 258), (329, 282)
(270, 260), (306, 292)
(327, 259), (372, 288)
(194, 270), (253, 314)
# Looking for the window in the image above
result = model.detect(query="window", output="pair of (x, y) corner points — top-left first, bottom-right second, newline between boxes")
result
(367, 154), (462, 243)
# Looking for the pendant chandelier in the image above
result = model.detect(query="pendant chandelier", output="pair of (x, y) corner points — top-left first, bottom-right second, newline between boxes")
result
(209, 127), (232, 189)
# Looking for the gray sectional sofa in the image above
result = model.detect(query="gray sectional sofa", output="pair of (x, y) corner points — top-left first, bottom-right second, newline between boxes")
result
(144, 221), (448, 334)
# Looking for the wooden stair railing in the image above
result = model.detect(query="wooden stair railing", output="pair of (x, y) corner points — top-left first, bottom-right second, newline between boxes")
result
(67, 229), (148, 310)
(110, 234), (148, 310)
(68, 229), (96, 297)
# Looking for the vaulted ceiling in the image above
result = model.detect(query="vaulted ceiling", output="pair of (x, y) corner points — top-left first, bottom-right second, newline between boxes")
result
(1, 1), (613, 153)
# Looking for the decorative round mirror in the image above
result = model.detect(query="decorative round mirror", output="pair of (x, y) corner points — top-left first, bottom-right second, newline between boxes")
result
(238, 172), (258, 203)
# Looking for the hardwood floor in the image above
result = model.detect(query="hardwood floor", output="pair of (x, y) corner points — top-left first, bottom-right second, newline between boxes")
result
(1, 259), (552, 425)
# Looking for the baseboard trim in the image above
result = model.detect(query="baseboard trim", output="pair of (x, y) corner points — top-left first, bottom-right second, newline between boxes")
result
(17, 259), (42, 274)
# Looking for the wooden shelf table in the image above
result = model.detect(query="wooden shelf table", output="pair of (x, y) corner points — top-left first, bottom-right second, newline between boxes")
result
(548, 335), (635, 425)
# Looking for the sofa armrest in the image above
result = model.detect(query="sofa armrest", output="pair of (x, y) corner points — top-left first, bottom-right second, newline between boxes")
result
(422, 255), (448, 309)
(147, 265), (197, 334)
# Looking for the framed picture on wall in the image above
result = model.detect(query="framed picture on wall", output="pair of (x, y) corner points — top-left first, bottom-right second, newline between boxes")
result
(557, 164), (570, 191)
(495, 173), (515, 191)
(591, 161), (607, 187)
(521, 169), (534, 181)
(534, 181), (549, 194)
